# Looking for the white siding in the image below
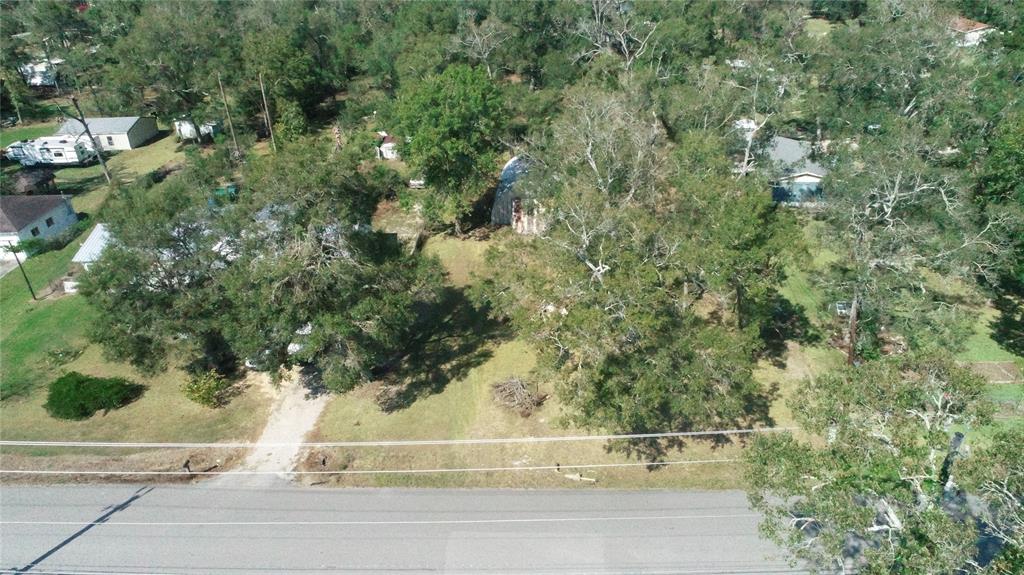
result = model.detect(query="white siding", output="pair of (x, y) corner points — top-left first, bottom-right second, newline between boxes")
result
(92, 118), (159, 151)
(94, 133), (134, 151)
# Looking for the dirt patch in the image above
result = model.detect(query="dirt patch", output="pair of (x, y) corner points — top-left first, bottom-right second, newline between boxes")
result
(0, 447), (247, 485)
(207, 368), (329, 487)
(967, 361), (1022, 384)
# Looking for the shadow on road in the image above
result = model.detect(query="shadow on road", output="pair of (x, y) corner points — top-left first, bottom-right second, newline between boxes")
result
(13, 486), (154, 573)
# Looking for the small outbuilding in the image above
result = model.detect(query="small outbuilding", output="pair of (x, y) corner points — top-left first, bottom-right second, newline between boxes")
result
(10, 169), (56, 195)
(768, 136), (828, 206)
(57, 116), (159, 151)
(491, 156), (545, 235)
(0, 195), (78, 258)
(18, 60), (61, 87)
(376, 131), (400, 160)
(950, 16), (995, 47)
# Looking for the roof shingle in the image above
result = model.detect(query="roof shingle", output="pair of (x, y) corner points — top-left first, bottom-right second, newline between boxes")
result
(0, 195), (71, 233)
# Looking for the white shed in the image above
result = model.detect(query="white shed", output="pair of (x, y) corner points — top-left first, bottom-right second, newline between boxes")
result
(57, 116), (159, 151)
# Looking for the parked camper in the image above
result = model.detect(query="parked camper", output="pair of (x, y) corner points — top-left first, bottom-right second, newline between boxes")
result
(4, 136), (97, 167)
(174, 118), (222, 143)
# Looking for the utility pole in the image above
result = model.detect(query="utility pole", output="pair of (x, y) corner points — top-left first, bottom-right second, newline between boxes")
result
(69, 95), (111, 184)
(940, 431), (965, 495)
(259, 72), (277, 153)
(217, 73), (240, 158)
(8, 242), (37, 301)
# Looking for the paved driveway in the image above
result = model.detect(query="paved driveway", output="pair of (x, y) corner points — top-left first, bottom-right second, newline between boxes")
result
(0, 257), (18, 280)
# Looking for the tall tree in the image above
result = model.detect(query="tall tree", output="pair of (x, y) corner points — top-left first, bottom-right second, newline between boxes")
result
(477, 86), (772, 452)
(394, 64), (508, 231)
(81, 143), (444, 391)
(820, 122), (1013, 363)
(745, 354), (997, 573)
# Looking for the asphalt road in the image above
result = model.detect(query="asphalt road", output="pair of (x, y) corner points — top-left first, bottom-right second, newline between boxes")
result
(1, 485), (801, 574)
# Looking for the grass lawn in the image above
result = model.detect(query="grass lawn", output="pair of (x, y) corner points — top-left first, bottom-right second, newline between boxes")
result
(54, 132), (184, 203)
(305, 338), (749, 489)
(422, 236), (491, 287)
(0, 122), (58, 148)
(804, 18), (834, 38)
(302, 233), (753, 488)
(0, 346), (272, 449)
(958, 306), (1023, 365)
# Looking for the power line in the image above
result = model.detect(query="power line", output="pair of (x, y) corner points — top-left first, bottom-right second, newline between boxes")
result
(1, 512), (759, 527)
(0, 458), (739, 476)
(0, 427), (794, 449)
(3, 567), (810, 575)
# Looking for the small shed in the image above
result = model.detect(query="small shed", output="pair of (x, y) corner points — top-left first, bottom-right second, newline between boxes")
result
(18, 60), (61, 87)
(376, 132), (400, 160)
(57, 116), (159, 151)
(10, 169), (56, 195)
(950, 16), (995, 47)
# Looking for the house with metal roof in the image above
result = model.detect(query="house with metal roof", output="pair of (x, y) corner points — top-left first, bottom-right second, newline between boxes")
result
(57, 116), (159, 151)
(71, 223), (111, 270)
(767, 136), (829, 206)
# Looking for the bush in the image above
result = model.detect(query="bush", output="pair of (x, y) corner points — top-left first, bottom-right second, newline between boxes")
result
(44, 372), (145, 420)
(182, 370), (232, 408)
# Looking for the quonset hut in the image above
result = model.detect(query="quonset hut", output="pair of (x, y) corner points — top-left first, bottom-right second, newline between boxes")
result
(491, 156), (544, 235)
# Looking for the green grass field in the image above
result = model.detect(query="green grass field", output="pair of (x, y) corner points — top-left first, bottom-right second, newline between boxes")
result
(303, 236), (752, 488)
(804, 18), (834, 38)
(0, 346), (272, 445)
(0, 122), (58, 148)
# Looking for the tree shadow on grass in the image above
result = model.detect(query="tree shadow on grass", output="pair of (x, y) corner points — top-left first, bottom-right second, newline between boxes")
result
(757, 290), (822, 368)
(990, 282), (1024, 358)
(374, 287), (511, 411)
(605, 381), (780, 466)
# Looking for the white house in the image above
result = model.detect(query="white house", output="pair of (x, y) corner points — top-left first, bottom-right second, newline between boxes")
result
(4, 136), (97, 167)
(950, 16), (995, 47)
(768, 136), (828, 206)
(0, 195), (78, 259)
(57, 116), (159, 151)
(376, 131), (400, 160)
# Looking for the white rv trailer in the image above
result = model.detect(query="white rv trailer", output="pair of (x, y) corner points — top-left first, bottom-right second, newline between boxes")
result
(4, 136), (97, 167)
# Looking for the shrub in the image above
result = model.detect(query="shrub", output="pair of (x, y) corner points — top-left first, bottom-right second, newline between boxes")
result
(44, 372), (145, 420)
(182, 370), (231, 408)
